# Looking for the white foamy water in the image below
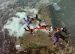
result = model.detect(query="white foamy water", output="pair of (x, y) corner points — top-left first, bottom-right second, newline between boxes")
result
(3, 8), (38, 37)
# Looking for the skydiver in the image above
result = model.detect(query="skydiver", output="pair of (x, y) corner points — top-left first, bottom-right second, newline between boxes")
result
(35, 14), (42, 22)
(61, 27), (70, 35)
(24, 26), (34, 34)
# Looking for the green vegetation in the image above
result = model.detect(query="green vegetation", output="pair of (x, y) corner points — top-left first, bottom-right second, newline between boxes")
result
(27, 42), (38, 48)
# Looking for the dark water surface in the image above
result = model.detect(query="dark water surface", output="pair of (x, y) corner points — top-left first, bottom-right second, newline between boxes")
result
(48, 0), (75, 46)
(57, 0), (75, 46)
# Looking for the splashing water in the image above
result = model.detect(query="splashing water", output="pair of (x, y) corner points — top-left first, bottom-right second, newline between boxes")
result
(3, 8), (38, 37)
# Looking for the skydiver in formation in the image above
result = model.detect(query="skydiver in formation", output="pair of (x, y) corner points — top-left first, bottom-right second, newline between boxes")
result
(35, 14), (42, 22)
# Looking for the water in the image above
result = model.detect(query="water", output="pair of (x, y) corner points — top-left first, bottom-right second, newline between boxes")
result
(3, 8), (38, 37)
(59, 0), (75, 46)
(48, 0), (75, 46)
